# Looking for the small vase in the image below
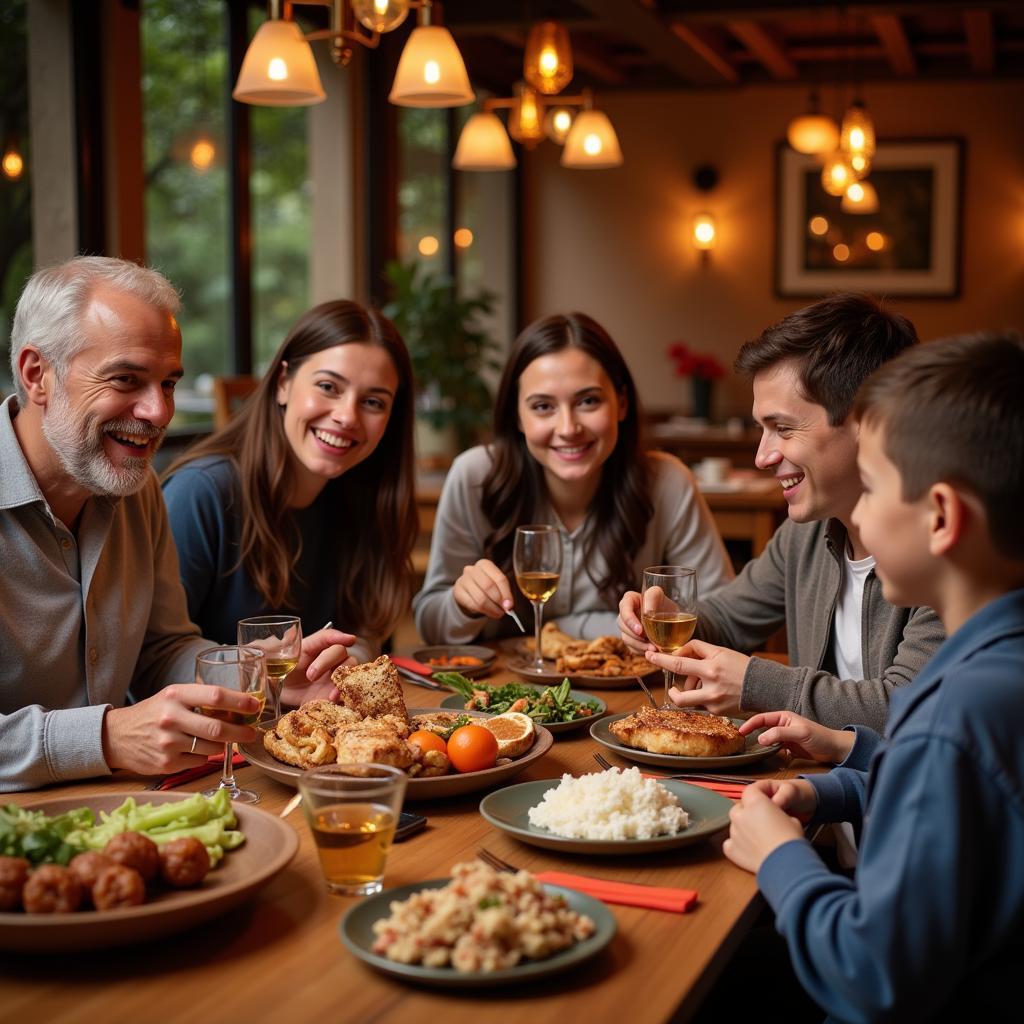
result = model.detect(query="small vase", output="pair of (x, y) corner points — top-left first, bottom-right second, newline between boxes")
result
(691, 377), (713, 421)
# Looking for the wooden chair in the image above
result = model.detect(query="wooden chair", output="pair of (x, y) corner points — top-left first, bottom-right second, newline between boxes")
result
(212, 375), (258, 429)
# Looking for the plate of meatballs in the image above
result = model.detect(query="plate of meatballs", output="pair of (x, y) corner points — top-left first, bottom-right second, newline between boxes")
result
(0, 792), (298, 953)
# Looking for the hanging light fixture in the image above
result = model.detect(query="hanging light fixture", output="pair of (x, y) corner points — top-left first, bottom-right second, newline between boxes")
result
(523, 20), (573, 95)
(840, 99), (876, 175)
(821, 152), (855, 197)
(506, 82), (545, 147)
(544, 106), (575, 145)
(562, 105), (622, 169)
(841, 180), (879, 214)
(452, 111), (516, 170)
(234, 0), (472, 109)
(2, 139), (24, 180)
(786, 91), (839, 155)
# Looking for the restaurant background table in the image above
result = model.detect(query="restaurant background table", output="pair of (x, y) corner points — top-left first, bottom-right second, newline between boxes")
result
(1, 659), (798, 1024)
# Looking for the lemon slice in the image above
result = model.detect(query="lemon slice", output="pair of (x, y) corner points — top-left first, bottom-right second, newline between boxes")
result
(479, 711), (536, 758)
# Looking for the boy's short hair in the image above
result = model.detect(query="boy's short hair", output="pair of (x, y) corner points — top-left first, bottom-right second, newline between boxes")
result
(735, 292), (918, 425)
(855, 332), (1024, 560)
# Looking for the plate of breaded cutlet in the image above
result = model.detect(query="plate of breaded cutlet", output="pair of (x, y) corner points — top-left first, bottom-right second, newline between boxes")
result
(242, 656), (553, 800)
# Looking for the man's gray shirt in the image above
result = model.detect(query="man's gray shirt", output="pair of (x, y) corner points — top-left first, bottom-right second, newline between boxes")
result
(0, 396), (209, 791)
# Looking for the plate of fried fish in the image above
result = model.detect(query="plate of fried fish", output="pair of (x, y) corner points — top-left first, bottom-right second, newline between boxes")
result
(241, 656), (553, 799)
(590, 708), (782, 770)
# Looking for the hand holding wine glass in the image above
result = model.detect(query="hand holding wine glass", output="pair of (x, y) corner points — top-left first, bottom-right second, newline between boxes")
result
(513, 525), (562, 673)
(641, 566), (698, 707)
(196, 645), (266, 803)
(237, 615), (302, 723)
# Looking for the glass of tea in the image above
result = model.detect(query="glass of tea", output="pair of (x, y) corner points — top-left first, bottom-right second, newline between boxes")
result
(513, 525), (563, 673)
(640, 566), (698, 707)
(298, 764), (408, 896)
(195, 645), (266, 803)
(237, 615), (302, 724)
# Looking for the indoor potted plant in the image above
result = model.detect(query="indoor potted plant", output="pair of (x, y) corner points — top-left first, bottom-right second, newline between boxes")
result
(667, 341), (726, 421)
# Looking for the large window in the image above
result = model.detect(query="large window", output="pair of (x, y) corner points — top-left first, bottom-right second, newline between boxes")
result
(0, 0), (32, 395)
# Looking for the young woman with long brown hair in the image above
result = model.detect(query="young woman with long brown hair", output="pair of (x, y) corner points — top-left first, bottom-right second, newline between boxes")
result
(162, 300), (418, 662)
(413, 312), (732, 644)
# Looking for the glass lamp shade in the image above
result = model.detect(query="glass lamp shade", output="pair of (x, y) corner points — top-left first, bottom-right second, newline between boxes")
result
(561, 109), (623, 168)
(232, 19), (326, 106)
(821, 152), (855, 197)
(389, 26), (474, 108)
(841, 180), (879, 214)
(523, 20), (573, 95)
(787, 113), (839, 155)
(544, 106), (575, 145)
(351, 0), (409, 33)
(507, 83), (545, 147)
(453, 112), (516, 170)
(841, 101), (876, 162)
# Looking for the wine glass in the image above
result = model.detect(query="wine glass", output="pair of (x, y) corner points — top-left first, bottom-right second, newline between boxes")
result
(513, 525), (563, 673)
(640, 566), (698, 708)
(196, 645), (266, 804)
(237, 615), (302, 724)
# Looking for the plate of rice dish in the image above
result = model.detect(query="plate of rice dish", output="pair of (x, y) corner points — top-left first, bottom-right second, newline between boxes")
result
(339, 860), (615, 987)
(478, 768), (733, 855)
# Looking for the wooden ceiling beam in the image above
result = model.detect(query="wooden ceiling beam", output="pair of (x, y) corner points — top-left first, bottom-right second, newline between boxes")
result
(870, 14), (916, 76)
(963, 9), (995, 74)
(726, 19), (798, 80)
(669, 22), (740, 83)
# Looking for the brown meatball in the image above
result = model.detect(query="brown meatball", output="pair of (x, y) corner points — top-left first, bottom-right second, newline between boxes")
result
(158, 837), (211, 889)
(22, 864), (83, 914)
(69, 852), (116, 904)
(104, 831), (160, 883)
(92, 865), (146, 911)
(0, 855), (31, 912)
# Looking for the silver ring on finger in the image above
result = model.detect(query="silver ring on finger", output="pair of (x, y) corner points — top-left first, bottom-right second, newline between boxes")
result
(189, 735), (199, 755)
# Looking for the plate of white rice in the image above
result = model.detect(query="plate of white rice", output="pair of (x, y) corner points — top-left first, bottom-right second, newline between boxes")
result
(478, 769), (733, 855)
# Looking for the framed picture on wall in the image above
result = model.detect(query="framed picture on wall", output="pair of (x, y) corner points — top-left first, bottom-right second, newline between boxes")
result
(775, 138), (963, 298)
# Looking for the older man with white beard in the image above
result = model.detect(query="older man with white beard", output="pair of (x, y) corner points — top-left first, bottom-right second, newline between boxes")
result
(0, 256), (354, 791)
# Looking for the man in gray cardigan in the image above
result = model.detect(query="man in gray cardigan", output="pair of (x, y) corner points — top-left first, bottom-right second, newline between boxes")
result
(619, 293), (944, 731)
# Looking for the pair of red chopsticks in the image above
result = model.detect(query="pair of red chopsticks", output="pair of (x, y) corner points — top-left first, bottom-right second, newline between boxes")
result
(536, 869), (698, 913)
(147, 752), (248, 790)
(642, 773), (747, 800)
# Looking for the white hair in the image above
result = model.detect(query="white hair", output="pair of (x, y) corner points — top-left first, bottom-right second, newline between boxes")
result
(9, 256), (181, 402)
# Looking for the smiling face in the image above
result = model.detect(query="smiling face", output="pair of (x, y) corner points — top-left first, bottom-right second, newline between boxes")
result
(751, 358), (861, 526)
(516, 347), (626, 495)
(42, 286), (182, 497)
(275, 341), (398, 506)
(851, 420), (932, 607)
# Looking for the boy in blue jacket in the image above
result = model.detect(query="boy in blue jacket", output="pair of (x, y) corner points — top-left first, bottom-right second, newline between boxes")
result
(724, 332), (1024, 1022)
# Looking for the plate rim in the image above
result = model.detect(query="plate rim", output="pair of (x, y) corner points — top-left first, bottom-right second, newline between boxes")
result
(478, 777), (732, 854)
(504, 653), (660, 689)
(339, 876), (616, 987)
(589, 711), (782, 769)
(437, 685), (607, 734)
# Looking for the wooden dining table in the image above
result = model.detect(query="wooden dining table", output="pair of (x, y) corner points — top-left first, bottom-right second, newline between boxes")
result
(1, 657), (803, 1024)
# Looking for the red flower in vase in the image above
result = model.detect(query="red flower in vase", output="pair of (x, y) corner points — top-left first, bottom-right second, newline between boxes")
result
(667, 342), (725, 381)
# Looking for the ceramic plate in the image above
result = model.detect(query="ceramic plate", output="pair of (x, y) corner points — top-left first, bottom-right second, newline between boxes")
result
(590, 712), (782, 770)
(438, 686), (606, 735)
(479, 778), (732, 855)
(339, 878), (615, 987)
(0, 792), (297, 954)
(504, 654), (660, 691)
(410, 645), (496, 679)
(241, 709), (554, 800)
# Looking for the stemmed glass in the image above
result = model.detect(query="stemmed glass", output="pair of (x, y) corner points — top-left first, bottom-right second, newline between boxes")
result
(196, 645), (266, 804)
(237, 615), (302, 724)
(640, 566), (698, 708)
(513, 525), (563, 673)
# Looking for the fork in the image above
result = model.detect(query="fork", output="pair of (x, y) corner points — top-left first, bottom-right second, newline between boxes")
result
(592, 751), (755, 785)
(477, 847), (665, 892)
(477, 847), (517, 874)
(633, 676), (658, 708)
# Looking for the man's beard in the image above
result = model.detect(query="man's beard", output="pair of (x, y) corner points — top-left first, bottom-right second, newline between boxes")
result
(42, 385), (165, 498)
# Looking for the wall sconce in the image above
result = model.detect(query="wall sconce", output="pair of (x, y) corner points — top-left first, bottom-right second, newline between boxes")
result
(2, 140), (25, 180)
(691, 165), (718, 266)
(692, 213), (716, 250)
(234, 0), (474, 109)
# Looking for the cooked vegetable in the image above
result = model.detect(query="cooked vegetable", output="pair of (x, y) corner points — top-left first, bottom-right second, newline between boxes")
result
(0, 804), (93, 866)
(435, 673), (600, 724)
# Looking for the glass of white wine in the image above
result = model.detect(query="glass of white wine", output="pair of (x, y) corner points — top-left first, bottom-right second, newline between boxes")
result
(513, 525), (563, 673)
(641, 566), (698, 708)
(237, 615), (302, 724)
(196, 645), (266, 804)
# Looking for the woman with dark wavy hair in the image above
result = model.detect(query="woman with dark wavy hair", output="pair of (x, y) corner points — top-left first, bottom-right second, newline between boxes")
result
(413, 312), (731, 644)
(162, 300), (418, 663)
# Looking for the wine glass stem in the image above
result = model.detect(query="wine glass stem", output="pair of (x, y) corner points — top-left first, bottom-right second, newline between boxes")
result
(221, 742), (236, 790)
(663, 668), (675, 709)
(269, 673), (284, 720)
(532, 600), (544, 671)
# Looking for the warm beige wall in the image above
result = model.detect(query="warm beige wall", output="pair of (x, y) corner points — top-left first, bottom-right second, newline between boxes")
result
(521, 80), (1024, 420)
